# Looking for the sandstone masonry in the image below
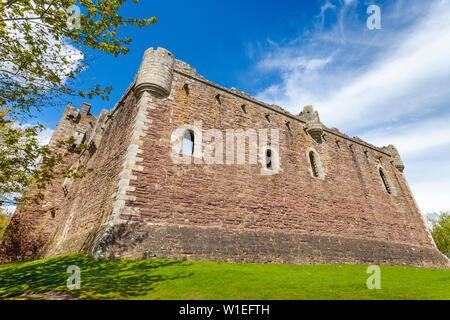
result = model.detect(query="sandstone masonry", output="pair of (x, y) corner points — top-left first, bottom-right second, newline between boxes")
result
(2, 47), (449, 269)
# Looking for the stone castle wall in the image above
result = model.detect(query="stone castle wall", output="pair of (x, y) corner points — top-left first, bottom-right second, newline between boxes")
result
(43, 87), (140, 258)
(0, 103), (96, 261)
(2, 47), (448, 268)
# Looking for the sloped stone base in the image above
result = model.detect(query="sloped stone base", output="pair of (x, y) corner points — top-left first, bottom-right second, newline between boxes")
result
(93, 223), (450, 269)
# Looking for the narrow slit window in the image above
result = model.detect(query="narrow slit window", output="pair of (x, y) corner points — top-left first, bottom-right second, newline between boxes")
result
(379, 168), (391, 195)
(182, 83), (189, 95)
(376, 155), (383, 164)
(266, 149), (273, 170)
(286, 121), (291, 131)
(181, 130), (194, 156)
(349, 144), (354, 153)
(215, 94), (221, 104)
(309, 151), (319, 178)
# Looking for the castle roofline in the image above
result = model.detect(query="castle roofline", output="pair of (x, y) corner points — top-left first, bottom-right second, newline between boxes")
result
(171, 60), (394, 158)
(109, 47), (397, 159)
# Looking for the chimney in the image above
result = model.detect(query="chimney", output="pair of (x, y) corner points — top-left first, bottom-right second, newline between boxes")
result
(81, 102), (91, 116)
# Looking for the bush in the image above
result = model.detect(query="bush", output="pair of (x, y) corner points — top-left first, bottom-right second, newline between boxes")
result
(427, 212), (450, 258)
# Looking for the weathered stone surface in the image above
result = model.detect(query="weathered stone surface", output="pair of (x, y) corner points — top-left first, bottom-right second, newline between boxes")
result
(134, 47), (175, 99)
(97, 223), (450, 269)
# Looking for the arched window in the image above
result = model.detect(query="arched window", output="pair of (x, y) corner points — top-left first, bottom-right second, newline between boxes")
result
(309, 151), (319, 178)
(181, 129), (194, 156)
(266, 149), (273, 170)
(379, 168), (391, 194)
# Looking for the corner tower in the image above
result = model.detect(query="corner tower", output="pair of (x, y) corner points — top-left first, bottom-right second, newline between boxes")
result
(134, 47), (175, 99)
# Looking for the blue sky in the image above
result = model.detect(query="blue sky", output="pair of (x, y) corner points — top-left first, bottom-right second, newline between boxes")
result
(38, 0), (450, 214)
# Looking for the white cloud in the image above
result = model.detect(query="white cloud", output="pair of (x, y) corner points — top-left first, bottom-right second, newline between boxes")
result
(317, 1), (337, 20)
(410, 180), (450, 214)
(0, 4), (83, 87)
(256, 0), (450, 132)
(251, 0), (450, 214)
(37, 127), (55, 146)
(344, 0), (358, 5)
(259, 54), (332, 73)
(361, 115), (450, 157)
(12, 122), (55, 146)
(318, 3), (450, 131)
(1, 205), (16, 216)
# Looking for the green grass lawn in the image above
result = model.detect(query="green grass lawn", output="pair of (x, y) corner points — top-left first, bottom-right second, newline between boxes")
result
(0, 253), (449, 300)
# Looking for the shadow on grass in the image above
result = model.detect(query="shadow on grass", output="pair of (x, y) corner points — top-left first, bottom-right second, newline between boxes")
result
(0, 254), (193, 299)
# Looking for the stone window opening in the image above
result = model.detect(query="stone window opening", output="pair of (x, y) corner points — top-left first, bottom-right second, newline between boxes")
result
(266, 149), (273, 170)
(285, 121), (291, 131)
(265, 113), (270, 123)
(241, 104), (247, 114)
(335, 140), (341, 149)
(62, 177), (71, 196)
(349, 144), (354, 153)
(181, 129), (195, 156)
(376, 155), (383, 165)
(307, 149), (325, 180)
(364, 150), (369, 159)
(309, 151), (319, 177)
(379, 167), (392, 195)
(215, 94), (221, 105)
(182, 83), (189, 95)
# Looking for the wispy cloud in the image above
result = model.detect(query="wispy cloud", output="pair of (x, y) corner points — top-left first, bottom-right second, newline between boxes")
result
(361, 115), (450, 157)
(0, 5), (83, 87)
(256, 0), (450, 131)
(250, 0), (450, 213)
(317, 0), (337, 25)
(37, 127), (55, 146)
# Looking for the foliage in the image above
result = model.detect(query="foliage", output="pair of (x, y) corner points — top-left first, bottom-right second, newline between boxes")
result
(0, 0), (156, 206)
(0, 108), (91, 206)
(0, 210), (10, 240)
(0, 0), (157, 114)
(427, 212), (450, 258)
(0, 253), (449, 300)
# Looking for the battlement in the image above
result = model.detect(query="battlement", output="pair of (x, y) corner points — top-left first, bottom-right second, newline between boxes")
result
(49, 103), (97, 150)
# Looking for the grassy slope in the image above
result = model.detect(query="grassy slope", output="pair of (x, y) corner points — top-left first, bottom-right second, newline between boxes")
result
(0, 253), (449, 300)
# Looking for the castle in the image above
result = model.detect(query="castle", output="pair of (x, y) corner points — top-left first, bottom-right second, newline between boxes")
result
(2, 47), (449, 268)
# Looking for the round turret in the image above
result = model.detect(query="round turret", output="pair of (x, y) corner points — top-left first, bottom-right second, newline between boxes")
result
(134, 47), (175, 99)
(302, 105), (323, 142)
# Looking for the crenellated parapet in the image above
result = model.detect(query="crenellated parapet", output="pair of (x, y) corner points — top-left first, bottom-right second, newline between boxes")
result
(48, 103), (96, 150)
